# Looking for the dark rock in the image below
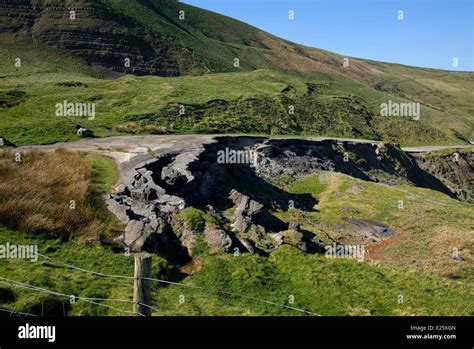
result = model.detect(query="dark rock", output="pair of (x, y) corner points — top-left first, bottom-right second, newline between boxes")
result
(345, 218), (396, 242)
(76, 127), (94, 138)
(161, 166), (187, 187)
(0, 137), (15, 147)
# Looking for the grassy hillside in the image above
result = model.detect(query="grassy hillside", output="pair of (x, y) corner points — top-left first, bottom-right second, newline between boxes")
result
(0, 0), (473, 146)
(272, 171), (473, 280)
(0, 228), (472, 316)
(0, 33), (469, 146)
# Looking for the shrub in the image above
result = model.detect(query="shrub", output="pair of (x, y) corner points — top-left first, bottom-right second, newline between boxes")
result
(115, 122), (140, 134)
(143, 124), (167, 134)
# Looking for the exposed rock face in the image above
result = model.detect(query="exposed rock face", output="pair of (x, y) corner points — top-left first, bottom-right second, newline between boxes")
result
(229, 189), (287, 234)
(203, 226), (233, 254)
(108, 157), (189, 262)
(106, 136), (469, 262)
(0, 1), (203, 76)
(415, 151), (474, 203)
(251, 139), (455, 195)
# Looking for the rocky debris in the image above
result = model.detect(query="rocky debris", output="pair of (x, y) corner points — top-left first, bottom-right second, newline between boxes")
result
(76, 127), (94, 138)
(161, 166), (187, 187)
(230, 189), (265, 233)
(206, 205), (224, 221)
(236, 238), (255, 254)
(172, 213), (238, 255)
(250, 139), (454, 200)
(123, 216), (163, 249)
(204, 226), (233, 254)
(107, 142), (245, 259)
(105, 136), (424, 262)
(173, 220), (197, 253)
(254, 142), (336, 178)
(108, 157), (188, 261)
(111, 205), (188, 263)
(229, 190), (288, 233)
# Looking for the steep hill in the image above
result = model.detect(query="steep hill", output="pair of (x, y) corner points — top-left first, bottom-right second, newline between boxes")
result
(0, 0), (473, 145)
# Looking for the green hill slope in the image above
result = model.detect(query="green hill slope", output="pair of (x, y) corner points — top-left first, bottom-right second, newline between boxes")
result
(0, 0), (473, 145)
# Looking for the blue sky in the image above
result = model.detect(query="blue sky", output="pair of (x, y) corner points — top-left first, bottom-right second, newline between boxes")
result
(184, 0), (473, 71)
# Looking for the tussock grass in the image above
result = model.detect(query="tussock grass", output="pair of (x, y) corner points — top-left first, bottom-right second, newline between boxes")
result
(115, 122), (168, 135)
(0, 149), (102, 240)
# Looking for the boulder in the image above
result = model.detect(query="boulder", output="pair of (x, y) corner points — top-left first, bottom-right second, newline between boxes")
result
(204, 226), (233, 254)
(345, 218), (396, 242)
(161, 166), (187, 187)
(229, 190), (264, 233)
(229, 189), (288, 234)
(0, 137), (15, 147)
(76, 127), (94, 138)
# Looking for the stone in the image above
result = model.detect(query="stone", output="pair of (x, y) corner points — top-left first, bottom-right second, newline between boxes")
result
(0, 137), (15, 147)
(204, 227), (233, 254)
(161, 166), (187, 187)
(345, 218), (396, 242)
(230, 190), (263, 233)
(237, 238), (254, 254)
(76, 128), (94, 138)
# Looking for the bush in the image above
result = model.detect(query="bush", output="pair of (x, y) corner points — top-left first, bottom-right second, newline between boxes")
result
(115, 123), (168, 135)
(115, 122), (140, 134)
(143, 124), (167, 134)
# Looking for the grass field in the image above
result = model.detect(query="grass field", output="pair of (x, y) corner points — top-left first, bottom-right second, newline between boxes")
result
(0, 228), (471, 316)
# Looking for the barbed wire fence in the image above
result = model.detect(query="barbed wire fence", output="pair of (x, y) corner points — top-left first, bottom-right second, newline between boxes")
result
(0, 236), (320, 317)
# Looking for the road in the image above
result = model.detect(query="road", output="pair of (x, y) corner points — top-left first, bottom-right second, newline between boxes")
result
(15, 134), (474, 169)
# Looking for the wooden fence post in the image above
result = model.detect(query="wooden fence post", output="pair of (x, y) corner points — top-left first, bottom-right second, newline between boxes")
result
(133, 254), (152, 316)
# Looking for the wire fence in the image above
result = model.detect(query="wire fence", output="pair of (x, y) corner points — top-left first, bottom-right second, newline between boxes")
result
(0, 277), (142, 317)
(0, 307), (38, 318)
(0, 236), (320, 317)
